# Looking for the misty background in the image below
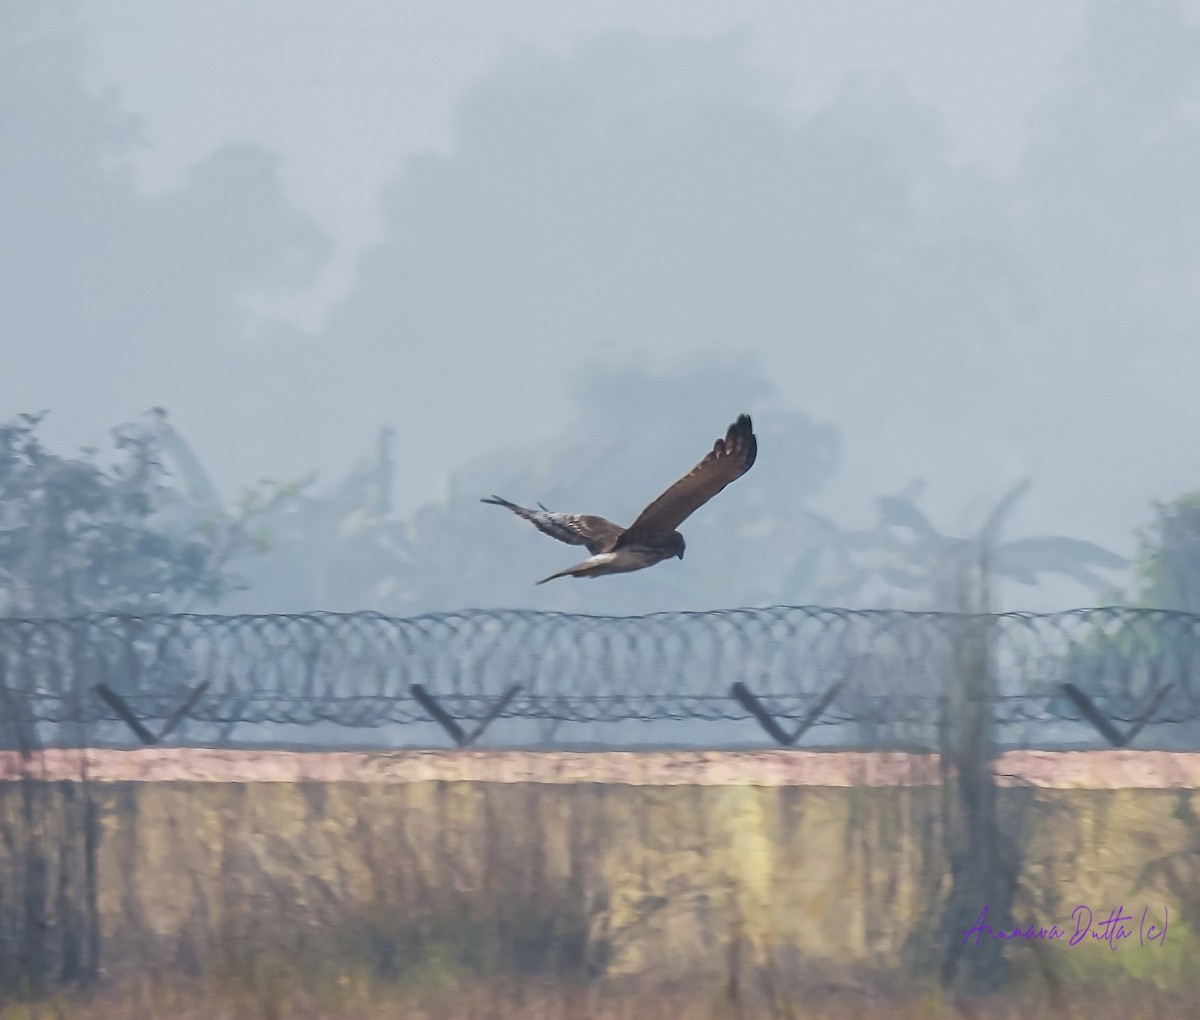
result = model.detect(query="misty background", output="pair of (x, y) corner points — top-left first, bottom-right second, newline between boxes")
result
(4, 0), (1199, 619)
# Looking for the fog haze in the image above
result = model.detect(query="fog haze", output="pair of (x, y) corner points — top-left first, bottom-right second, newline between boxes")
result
(5, 0), (1199, 615)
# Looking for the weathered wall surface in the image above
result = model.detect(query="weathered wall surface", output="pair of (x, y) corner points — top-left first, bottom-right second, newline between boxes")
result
(2, 750), (1198, 991)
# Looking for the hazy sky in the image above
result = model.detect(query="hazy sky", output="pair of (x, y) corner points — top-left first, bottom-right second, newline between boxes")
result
(74, 0), (1090, 328)
(6, 0), (1200, 612)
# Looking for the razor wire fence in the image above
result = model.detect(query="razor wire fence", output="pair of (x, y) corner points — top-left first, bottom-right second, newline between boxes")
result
(1, 605), (1199, 750)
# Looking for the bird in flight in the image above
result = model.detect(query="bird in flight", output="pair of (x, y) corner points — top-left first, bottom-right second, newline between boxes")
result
(482, 414), (757, 585)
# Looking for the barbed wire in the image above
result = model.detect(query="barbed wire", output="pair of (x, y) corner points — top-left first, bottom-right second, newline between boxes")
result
(1, 606), (1198, 744)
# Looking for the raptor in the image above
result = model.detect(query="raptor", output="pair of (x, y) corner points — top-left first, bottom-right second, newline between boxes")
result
(482, 414), (757, 584)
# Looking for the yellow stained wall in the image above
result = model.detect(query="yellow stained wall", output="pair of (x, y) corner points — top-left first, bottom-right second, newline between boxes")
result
(2, 777), (1197, 989)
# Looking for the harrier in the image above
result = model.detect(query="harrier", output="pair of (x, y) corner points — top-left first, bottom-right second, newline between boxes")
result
(482, 414), (757, 584)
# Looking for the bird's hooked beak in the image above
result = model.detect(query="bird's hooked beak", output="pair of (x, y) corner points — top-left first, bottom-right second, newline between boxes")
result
(678, 544), (686, 560)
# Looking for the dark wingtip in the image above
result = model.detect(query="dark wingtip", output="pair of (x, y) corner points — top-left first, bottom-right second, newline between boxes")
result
(724, 414), (752, 438)
(729, 414), (757, 470)
(481, 494), (505, 506)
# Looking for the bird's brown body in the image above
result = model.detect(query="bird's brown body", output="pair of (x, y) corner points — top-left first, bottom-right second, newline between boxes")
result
(482, 414), (757, 585)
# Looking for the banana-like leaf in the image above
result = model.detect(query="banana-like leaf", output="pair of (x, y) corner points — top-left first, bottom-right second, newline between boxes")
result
(976, 477), (1032, 547)
(876, 495), (942, 540)
(150, 411), (225, 514)
(997, 536), (1130, 571)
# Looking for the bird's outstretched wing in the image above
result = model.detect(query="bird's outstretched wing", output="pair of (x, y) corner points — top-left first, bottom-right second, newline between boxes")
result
(617, 414), (757, 545)
(480, 496), (623, 555)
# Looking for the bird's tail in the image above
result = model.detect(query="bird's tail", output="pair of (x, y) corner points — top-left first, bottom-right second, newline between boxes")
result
(481, 494), (522, 512)
(481, 494), (544, 524)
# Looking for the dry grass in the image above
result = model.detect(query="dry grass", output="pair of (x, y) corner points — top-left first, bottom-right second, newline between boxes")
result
(1, 968), (1195, 1020)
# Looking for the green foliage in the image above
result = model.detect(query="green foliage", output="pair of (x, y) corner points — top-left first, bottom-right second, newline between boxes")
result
(1123, 491), (1200, 612)
(0, 410), (287, 616)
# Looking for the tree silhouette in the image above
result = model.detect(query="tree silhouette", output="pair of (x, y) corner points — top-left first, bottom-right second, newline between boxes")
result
(2, 1), (330, 448)
(834, 478), (1129, 610)
(217, 426), (418, 615)
(0, 410), (283, 617)
(1120, 491), (1200, 613)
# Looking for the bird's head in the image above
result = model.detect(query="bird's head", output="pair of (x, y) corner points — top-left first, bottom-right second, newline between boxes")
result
(671, 532), (686, 560)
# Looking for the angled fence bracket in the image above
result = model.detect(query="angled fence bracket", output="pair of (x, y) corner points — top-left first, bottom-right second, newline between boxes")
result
(731, 679), (844, 747)
(1060, 682), (1174, 748)
(410, 683), (521, 748)
(95, 681), (211, 746)
(158, 681), (211, 741)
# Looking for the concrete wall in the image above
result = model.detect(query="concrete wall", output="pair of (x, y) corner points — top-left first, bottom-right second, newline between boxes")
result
(1, 750), (1198, 992)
